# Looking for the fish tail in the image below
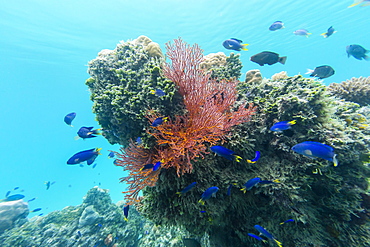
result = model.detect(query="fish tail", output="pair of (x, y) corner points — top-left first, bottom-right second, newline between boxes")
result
(333, 154), (339, 167)
(305, 68), (314, 74)
(198, 199), (205, 205)
(288, 120), (296, 125)
(348, 0), (362, 8)
(241, 44), (249, 51)
(240, 188), (247, 193)
(96, 148), (102, 155)
(74, 136), (80, 140)
(364, 55), (370, 61)
(320, 32), (328, 38)
(273, 179), (281, 183)
(234, 155), (243, 162)
(176, 192), (182, 197)
(278, 56), (287, 65)
(124, 217), (128, 222)
(274, 239), (283, 247)
(247, 159), (256, 163)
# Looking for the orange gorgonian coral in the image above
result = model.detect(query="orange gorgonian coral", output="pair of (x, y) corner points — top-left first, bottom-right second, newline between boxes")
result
(115, 38), (256, 204)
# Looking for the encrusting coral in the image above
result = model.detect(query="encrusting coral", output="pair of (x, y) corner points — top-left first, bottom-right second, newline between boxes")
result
(328, 76), (370, 106)
(87, 37), (370, 247)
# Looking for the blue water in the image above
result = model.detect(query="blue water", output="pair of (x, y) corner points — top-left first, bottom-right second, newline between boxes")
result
(0, 0), (369, 216)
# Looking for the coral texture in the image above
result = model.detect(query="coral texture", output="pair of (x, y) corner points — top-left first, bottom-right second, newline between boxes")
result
(328, 76), (370, 106)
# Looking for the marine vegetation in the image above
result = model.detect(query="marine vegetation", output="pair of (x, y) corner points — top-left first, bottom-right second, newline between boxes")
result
(328, 76), (370, 106)
(86, 36), (370, 247)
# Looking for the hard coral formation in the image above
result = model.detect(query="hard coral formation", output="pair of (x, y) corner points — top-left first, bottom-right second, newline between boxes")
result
(0, 200), (28, 233)
(89, 36), (370, 247)
(328, 76), (370, 106)
(86, 35), (180, 147)
(200, 52), (242, 80)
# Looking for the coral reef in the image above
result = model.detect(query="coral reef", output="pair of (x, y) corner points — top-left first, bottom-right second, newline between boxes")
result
(0, 187), (196, 247)
(0, 200), (28, 233)
(88, 37), (370, 247)
(328, 76), (370, 106)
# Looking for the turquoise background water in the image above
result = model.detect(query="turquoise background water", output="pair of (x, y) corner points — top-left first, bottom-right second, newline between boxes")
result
(1, 0), (369, 216)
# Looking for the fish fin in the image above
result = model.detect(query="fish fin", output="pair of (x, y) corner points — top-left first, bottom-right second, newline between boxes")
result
(124, 217), (128, 222)
(240, 188), (247, 193)
(348, 0), (362, 7)
(241, 44), (249, 51)
(96, 148), (102, 154)
(306, 33), (312, 38)
(198, 199), (205, 205)
(333, 154), (339, 167)
(150, 90), (155, 94)
(320, 32), (328, 38)
(278, 56), (287, 65)
(364, 55), (370, 61)
(247, 159), (256, 164)
(273, 179), (281, 183)
(176, 192), (182, 197)
(288, 120), (296, 125)
(74, 136), (80, 140)
(305, 68), (314, 74)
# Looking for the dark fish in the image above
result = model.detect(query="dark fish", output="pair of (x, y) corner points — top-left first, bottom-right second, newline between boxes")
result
(306, 65), (335, 79)
(92, 163), (97, 169)
(5, 191), (11, 197)
(64, 112), (76, 126)
(45, 181), (56, 190)
(248, 233), (267, 242)
(108, 152), (115, 159)
(250, 51), (287, 66)
(67, 148), (102, 165)
(176, 182), (197, 196)
(77, 126), (101, 139)
(320, 26), (336, 38)
(346, 44), (369, 60)
(27, 197), (36, 202)
(259, 179), (280, 184)
(280, 219), (294, 225)
(123, 205), (129, 221)
(269, 21), (284, 31)
(30, 208), (42, 213)
(153, 161), (161, 171)
(13, 187), (19, 190)
(140, 163), (154, 171)
(182, 238), (201, 247)
(222, 38), (249, 51)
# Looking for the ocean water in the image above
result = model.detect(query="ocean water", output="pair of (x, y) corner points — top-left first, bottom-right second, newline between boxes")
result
(0, 0), (369, 219)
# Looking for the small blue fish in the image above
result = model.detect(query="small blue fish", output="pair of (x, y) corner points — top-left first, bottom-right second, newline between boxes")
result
(38, 213), (43, 216)
(280, 219), (294, 225)
(0, 194), (25, 202)
(259, 179), (280, 184)
(140, 163), (154, 171)
(176, 182), (197, 196)
(210, 146), (242, 162)
(151, 89), (166, 97)
(13, 187), (19, 190)
(113, 159), (118, 165)
(76, 230), (82, 238)
(241, 177), (261, 193)
(153, 161), (161, 171)
(320, 26), (336, 38)
(64, 112), (76, 126)
(92, 163), (97, 169)
(27, 197), (36, 202)
(222, 38), (249, 51)
(247, 151), (261, 163)
(254, 225), (283, 247)
(200, 210), (207, 213)
(270, 120), (296, 132)
(108, 152), (115, 159)
(248, 233), (267, 242)
(45, 181), (55, 190)
(346, 44), (369, 61)
(76, 126), (101, 140)
(291, 141), (338, 166)
(199, 186), (219, 205)
(123, 204), (130, 221)
(67, 148), (102, 165)
(30, 208), (42, 213)
(269, 21), (284, 31)
(152, 117), (168, 127)
(5, 191), (11, 197)
(136, 137), (142, 145)
(293, 29), (311, 37)
(227, 184), (233, 196)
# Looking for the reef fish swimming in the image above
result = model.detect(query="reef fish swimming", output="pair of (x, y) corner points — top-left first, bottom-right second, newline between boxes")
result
(67, 148), (102, 165)
(152, 117), (168, 127)
(210, 146), (242, 162)
(270, 120), (296, 132)
(64, 112), (76, 126)
(77, 126), (101, 140)
(320, 26), (336, 38)
(250, 51), (287, 66)
(293, 29), (311, 37)
(199, 186), (219, 205)
(241, 177), (261, 192)
(269, 21), (284, 31)
(222, 38), (249, 51)
(346, 44), (369, 60)
(0, 194), (25, 202)
(292, 141), (338, 166)
(176, 182), (197, 197)
(254, 225), (283, 247)
(306, 65), (335, 79)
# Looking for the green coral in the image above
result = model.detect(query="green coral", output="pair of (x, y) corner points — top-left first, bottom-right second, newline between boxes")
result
(86, 36), (182, 146)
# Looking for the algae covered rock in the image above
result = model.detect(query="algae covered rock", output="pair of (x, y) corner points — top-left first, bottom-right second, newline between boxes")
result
(0, 200), (28, 233)
(328, 76), (370, 106)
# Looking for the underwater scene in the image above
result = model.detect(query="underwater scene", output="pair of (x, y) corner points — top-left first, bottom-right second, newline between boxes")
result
(1, 0), (370, 246)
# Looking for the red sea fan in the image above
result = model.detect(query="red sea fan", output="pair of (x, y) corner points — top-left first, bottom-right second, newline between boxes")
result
(116, 38), (256, 203)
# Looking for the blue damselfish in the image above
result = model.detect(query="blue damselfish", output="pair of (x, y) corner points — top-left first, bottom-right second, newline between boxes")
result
(67, 148), (102, 165)
(222, 38), (249, 51)
(176, 182), (197, 197)
(241, 177), (261, 193)
(210, 146), (242, 162)
(291, 141), (338, 166)
(199, 186), (219, 205)
(270, 120), (296, 132)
